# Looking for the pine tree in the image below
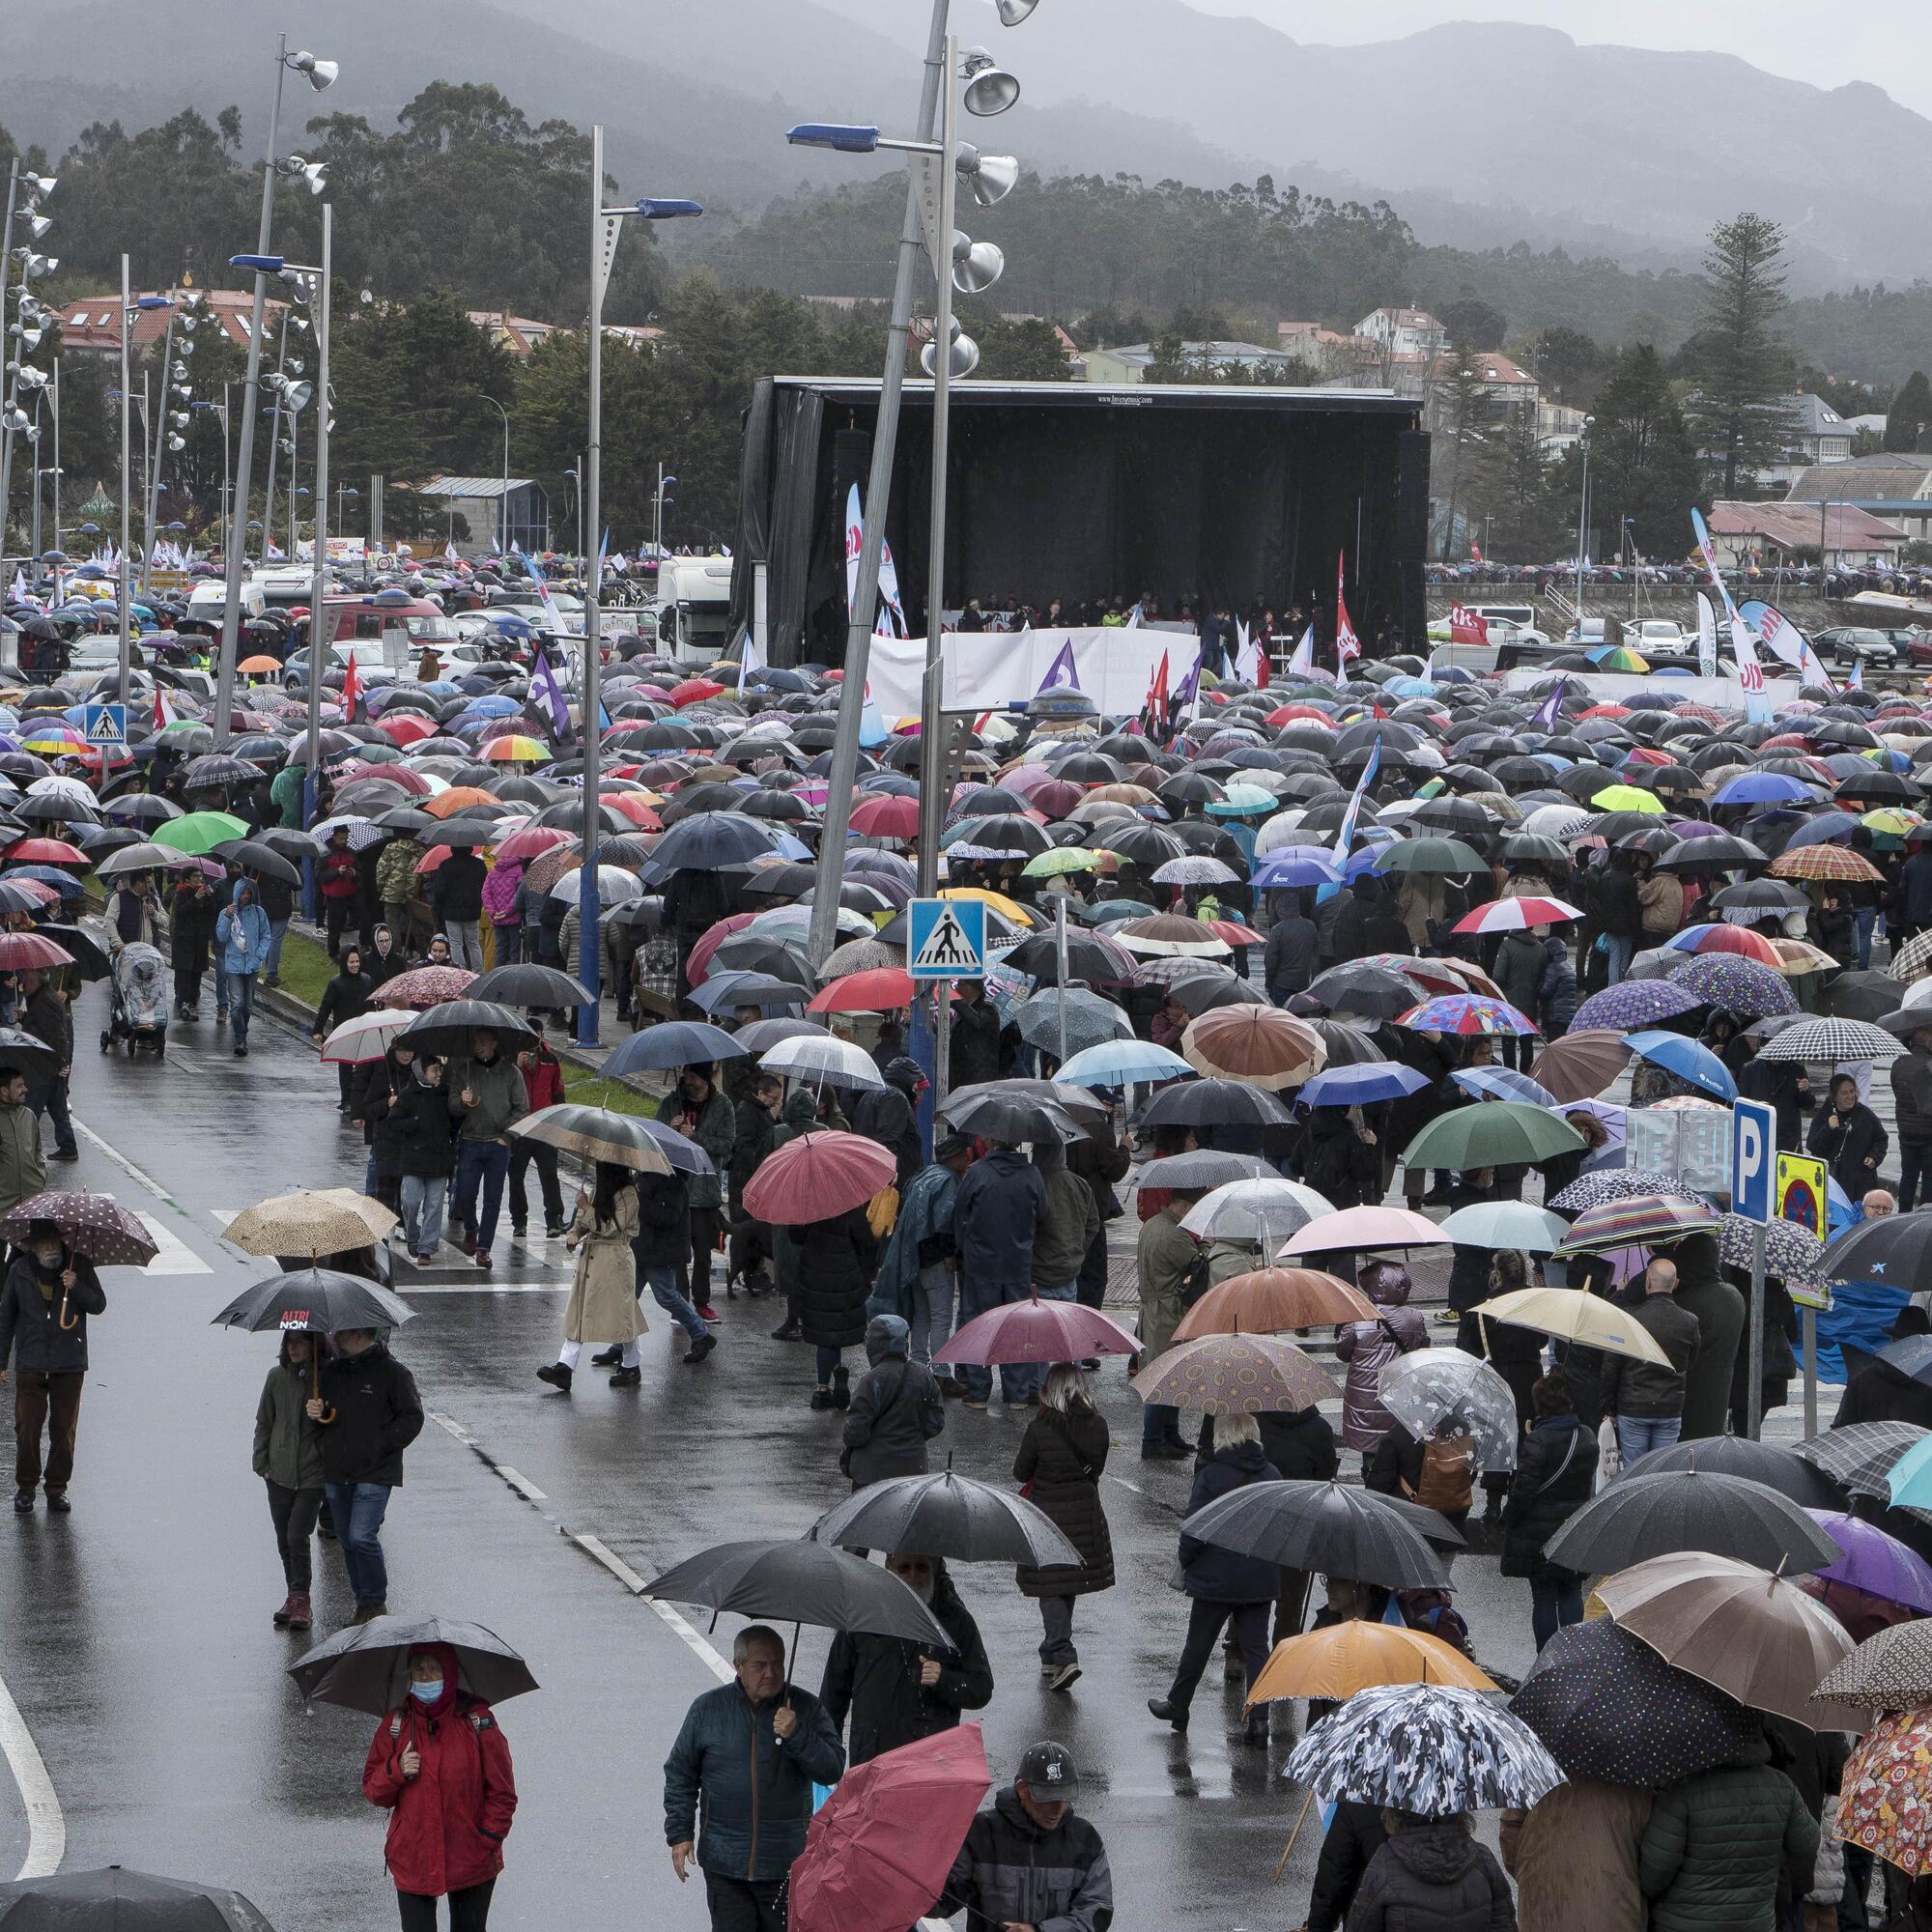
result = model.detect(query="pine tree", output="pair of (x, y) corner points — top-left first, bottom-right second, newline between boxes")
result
(1885, 372), (1932, 452)
(1683, 213), (1798, 496)
(1588, 345), (1704, 557)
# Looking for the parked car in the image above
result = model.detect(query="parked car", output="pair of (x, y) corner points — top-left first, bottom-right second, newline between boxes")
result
(1813, 626), (1899, 670)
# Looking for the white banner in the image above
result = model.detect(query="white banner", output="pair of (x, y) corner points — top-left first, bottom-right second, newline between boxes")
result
(862, 628), (1177, 723)
(1501, 668), (1802, 712)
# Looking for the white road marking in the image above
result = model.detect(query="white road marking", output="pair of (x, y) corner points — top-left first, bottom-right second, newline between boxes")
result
(133, 1213), (211, 1277)
(497, 1467), (547, 1503)
(71, 1118), (178, 1208)
(393, 1281), (566, 1295)
(0, 1666), (64, 1880)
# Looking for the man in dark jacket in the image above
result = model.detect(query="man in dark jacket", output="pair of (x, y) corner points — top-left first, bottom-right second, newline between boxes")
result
(1305, 1799), (1387, 1932)
(1264, 895), (1319, 1004)
(16, 968), (76, 1161)
(1328, 878), (1385, 963)
(840, 1314), (943, 1488)
(1660, 1231), (1747, 1442)
(1892, 1028), (1932, 1210)
(447, 1029), (528, 1271)
(849, 1056), (924, 1186)
(1349, 1812), (1517, 1930)
(171, 868), (220, 1018)
(1066, 1114), (1130, 1310)
(1603, 1258), (1702, 1468)
(308, 1328), (424, 1622)
(1737, 1051), (1813, 1153)
(948, 980), (1003, 1091)
(0, 1227), (105, 1512)
(952, 1142), (1048, 1409)
(1898, 841), (1932, 938)
(664, 1625), (845, 1930)
(726, 1074), (783, 1295)
(431, 846), (488, 970)
(819, 1551), (992, 1766)
(942, 1743), (1113, 1932)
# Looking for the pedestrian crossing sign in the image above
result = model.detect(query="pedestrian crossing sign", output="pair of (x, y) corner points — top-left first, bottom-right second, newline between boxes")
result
(80, 702), (127, 748)
(908, 895), (986, 980)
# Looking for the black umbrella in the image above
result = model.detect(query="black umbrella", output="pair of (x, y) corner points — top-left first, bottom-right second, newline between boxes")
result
(252, 827), (324, 861)
(0, 1865), (277, 1929)
(1544, 1470), (1842, 1575)
(210, 1266), (415, 1335)
(1167, 971), (1268, 1015)
(642, 810), (785, 879)
(937, 1087), (1085, 1146)
(1820, 1212), (1932, 1292)
(1508, 1615), (1760, 1787)
(1618, 1435), (1844, 1509)
(399, 999), (540, 1058)
(1306, 963), (1426, 1021)
(466, 963), (592, 1008)
(212, 838), (301, 886)
(1140, 1076), (1293, 1130)
(1821, 971), (1908, 1023)
(0, 1028), (60, 1080)
(643, 1539), (952, 1649)
(1179, 1479), (1457, 1589)
(290, 1613), (538, 1716)
(37, 922), (111, 980)
(1002, 931), (1134, 985)
(810, 1469), (1079, 1567)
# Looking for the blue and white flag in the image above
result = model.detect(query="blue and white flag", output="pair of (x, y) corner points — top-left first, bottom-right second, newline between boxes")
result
(1850, 657), (1864, 691)
(1332, 740), (1381, 867)
(512, 542), (569, 634)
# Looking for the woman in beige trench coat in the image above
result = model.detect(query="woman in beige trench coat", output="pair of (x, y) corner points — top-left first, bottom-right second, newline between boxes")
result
(536, 1163), (644, 1395)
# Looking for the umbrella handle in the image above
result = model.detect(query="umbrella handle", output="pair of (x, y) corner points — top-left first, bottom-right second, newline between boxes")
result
(1272, 1786), (1316, 1883)
(57, 1285), (77, 1331)
(312, 1350), (335, 1426)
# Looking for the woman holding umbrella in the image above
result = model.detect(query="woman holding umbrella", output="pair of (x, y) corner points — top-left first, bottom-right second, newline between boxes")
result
(1014, 1364), (1114, 1694)
(1807, 1073), (1888, 1204)
(1500, 1374), (1595, 1651)
(537, 1162), (642, 1394)
(254, 1329), (327, 1631)
(361, 1642), (519, 1931)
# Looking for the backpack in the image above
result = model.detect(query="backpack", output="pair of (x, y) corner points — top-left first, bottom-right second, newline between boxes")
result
(1399, 1589), (1472, 1658)
(1412, 1435), (1476, 1515)
(1179, 1247), (1213, 1308)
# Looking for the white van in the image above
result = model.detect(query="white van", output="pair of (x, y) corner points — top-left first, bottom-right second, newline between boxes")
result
(185, 578), (266, 625)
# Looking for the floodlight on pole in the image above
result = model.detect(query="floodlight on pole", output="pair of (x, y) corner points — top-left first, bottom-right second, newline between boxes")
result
(954, 143), (1018, 206)
(958, 46), (1020, 114)
(286, 49), (338, 89)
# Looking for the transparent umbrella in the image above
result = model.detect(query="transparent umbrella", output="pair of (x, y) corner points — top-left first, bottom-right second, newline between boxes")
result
(1378, 1348), (1520, 1473)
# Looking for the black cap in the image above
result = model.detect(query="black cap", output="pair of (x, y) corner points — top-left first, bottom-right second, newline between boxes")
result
(935, 1130), (974, 1159)
(1017, 1741), (1079, 1802)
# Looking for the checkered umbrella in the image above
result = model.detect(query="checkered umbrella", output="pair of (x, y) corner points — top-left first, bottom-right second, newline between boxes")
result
(1797, 1421), (1929, 1499)
(1891, 927), (1932, 982)
(1754, 1017), (1906, 1064)
(1769, 843), (1885, 883)
(1548, 1169), (1701, 1212)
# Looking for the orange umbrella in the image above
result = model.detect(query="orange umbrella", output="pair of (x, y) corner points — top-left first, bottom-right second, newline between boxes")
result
(238, 654), (282, 673)
(423, 786), (500, 818)
(1246, 1620), (1496, 1707)
(1172, 1266), (1374, 1341)
(1179, 1007), (1324, 1090)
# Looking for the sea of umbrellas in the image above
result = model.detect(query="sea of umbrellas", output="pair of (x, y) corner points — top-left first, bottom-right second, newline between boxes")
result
(19, 640), (1932, 1913)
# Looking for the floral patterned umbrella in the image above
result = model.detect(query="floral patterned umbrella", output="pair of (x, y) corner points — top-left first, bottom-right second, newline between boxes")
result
(1838, 1709), (1932, 1874)
(1397, 992), (1537, 1037)
(1666, 954), (1799, 1021)
(1283, 1683), (1565, 1814)
(380, 964), (478, 1010)
(1571, 980), (1704, 1031)
(1719, 1212), (1826, 1290)
(1129, 1334), (1340, 1413)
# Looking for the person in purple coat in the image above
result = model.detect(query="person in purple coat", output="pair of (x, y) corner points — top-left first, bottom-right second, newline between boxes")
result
(1335, 1261), (1426, 1459)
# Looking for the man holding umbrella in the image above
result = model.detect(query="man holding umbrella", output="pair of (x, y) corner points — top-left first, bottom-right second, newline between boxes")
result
(940, 1741), (1113, 1932)
(663, 1625), (845, 1932)
(0, 1213), (106, 1513)
(14, 970), (74, 1162)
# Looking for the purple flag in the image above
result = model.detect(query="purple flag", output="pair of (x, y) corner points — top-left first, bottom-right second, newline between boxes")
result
(1037, 639), (1080, 693)
(1531, 676), (1567, 730)
(1173, 647), (1204, 709)
(533, 646), (571, 740)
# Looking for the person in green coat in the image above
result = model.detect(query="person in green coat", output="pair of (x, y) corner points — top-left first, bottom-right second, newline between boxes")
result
(1657, 1232), (1747, 1441)
(269, 760), (306, 830)
(253, 1331), (327, 1632)
(655, 1064), (735, 1316)
(1638, 1733), (1818, 1932)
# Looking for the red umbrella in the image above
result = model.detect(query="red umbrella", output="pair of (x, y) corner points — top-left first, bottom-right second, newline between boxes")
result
(936, 1294), (1138, 1367)
(493, 826), (575, 865)
(6, 838), (87, 866)
(787, 1725), (990, 1932)
(668, 678), (725, 707)
(686, 912), (758, 987)
(0, 931), (74, 970)
(809, 968), (919, 1013)
(849, 794), (921, 840)
(742, 1130), (896, 1224)
(608, 793), (663, 831)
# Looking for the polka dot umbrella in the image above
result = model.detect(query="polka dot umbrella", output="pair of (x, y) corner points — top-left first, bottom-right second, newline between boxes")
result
(0, 1188), (157, 1266)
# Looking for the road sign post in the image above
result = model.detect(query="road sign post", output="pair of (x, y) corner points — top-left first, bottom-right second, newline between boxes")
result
(908, 895), (987, 1123)
(80, 702), (128, 752)
(1730, 1099), (1775, 1439)
(1776, 1151), (1831, 1438)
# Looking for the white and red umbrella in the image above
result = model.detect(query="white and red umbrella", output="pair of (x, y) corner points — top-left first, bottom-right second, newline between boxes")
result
(1452, 896), (1583, 935)
(320, 1009), (418, 1065)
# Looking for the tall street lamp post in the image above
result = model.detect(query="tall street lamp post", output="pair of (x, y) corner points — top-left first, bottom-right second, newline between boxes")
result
(578, 126), (701, 1046)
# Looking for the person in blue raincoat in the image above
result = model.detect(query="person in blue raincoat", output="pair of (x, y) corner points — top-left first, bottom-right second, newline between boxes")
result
(869, 1133), (974, 1379)
(214, 878), (271, 1058)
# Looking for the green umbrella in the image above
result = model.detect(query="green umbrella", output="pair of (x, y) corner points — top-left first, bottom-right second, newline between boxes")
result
(152, 810), (251, 855)
(1375, 837), (1488, 874)
(1399, 1100), (1585, 1172)
(1021, 846), (1103, 877)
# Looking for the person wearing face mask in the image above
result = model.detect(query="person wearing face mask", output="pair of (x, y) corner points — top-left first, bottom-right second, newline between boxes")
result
(819, 1550), (993, 1768)
(362, 1643), (518, 1932)
(0, 1220), (105, 1514)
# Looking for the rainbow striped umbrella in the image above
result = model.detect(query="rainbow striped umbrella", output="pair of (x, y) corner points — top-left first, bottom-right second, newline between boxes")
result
(481, 735), (552, 764)
(20, 724), (85, 753)
(1554, 1194), (1721, 1254)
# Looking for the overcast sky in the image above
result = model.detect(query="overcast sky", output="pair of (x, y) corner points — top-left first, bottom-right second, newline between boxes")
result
(1181, 1), (1930, 116)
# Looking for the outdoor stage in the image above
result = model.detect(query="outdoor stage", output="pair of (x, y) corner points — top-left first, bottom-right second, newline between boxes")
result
(730, 376), (1428, 668)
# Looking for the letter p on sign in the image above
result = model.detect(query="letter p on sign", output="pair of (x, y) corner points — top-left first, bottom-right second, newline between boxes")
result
(1731, 1097), (1776, 1225)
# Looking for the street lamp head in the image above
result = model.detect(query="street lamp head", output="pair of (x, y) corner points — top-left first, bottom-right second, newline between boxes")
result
(10, 325), (43, 352)
(279, 156), (328, 195)
(14, 252), (55, 278)
(955, 144), (1019, 207)
(952, 233), (1005, 295)
(282, 382), (313, 414)
(22, 213), (51, 242)
(286, 50), (339, 90)
(959, 47), (1020, 115)
(637, 197), (704, 219)
(165, 434), (185, 452)
(20, 174), (56, 198)
(786, 123), (882, 154)
(922, 327), (980, 381)
(230, 253), (285, 274)
(993, 0), (1039, 21)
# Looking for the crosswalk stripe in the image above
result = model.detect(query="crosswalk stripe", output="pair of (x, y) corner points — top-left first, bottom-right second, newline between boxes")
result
(134, 1212), (211, 1276)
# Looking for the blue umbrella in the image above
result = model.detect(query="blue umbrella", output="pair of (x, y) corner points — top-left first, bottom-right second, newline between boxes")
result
(2, 865), (84, 895)
(687, 971), (806, 1015)
(1713, 772), (1820, 806)
(1252, 851), (1342, 890)
(1300, 1062), (1432, 1106)
(1452, 1065), (1558, 1107)
(1053, 1038), (1194, 1087)
(458, 695), (523, 719)
(1624, 1028), (1738, 1101)
(602, 1020), (750, 1078)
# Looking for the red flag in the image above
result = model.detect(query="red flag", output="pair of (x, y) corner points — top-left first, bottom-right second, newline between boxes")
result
(1335, 553), (1360, 668)
(152, 685), (172, 731)
(1468, 537), (1484, 563)
(1144, 649), (1171, 734)
(1448, 604), (1490, 646)
(341, 651), (361, 722)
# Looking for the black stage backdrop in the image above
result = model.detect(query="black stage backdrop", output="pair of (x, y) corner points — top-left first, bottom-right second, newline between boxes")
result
(731, 378), (1426, 668)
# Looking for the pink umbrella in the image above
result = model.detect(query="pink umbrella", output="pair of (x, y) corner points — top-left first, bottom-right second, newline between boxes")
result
(787, 1725), (990, 1932)
(936, 1294), (1138, 1368)
(686, 912), (759, 987)
(1274, 1205), (1445, 1258)
(742, 1131), (896, 1225)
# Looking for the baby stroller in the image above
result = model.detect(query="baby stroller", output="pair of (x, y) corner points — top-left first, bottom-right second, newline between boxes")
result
(101, 941), (169, 1056)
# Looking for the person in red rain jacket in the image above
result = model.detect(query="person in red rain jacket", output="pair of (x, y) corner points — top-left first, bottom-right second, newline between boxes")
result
(362, 1643), (517, 1931)
(509, 1024), (566, 1238)
(319, 826), (364, 960)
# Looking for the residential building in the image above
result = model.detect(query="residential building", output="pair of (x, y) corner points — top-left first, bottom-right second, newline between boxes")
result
(58, 288), (283, 357)
(1538, 400), (1589, 454)
(1353, 305), (1448, 360)
(1420, 350), (1540, 435)
(1707, 497), (1906, 570)
(1276, 321), (1358, 378)
(467, 311), (558, 358)
(1786, 450), (1932, 547)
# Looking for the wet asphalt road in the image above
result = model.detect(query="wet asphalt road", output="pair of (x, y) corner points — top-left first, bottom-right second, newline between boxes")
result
(0, 980), (1831, 1928)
